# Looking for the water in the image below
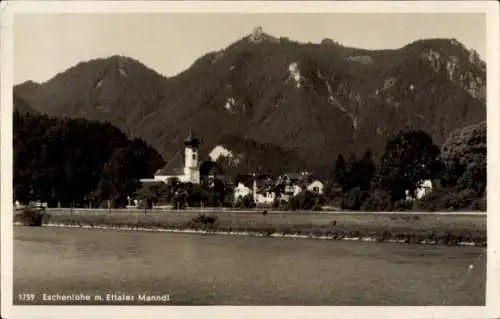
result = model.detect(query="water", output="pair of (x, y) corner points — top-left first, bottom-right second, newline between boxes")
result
(14, 226), (486, 305)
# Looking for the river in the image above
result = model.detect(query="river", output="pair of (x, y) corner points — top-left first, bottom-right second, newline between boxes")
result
(13, 226), (486, 305)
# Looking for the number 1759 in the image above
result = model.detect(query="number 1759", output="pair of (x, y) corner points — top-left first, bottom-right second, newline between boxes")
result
(18, 293), (35, 302)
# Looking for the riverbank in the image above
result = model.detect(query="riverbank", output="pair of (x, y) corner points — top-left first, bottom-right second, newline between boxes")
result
(15, 208), (487, 246)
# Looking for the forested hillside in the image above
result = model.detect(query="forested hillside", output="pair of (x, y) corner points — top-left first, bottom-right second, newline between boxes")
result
(13, 110), (165, 208)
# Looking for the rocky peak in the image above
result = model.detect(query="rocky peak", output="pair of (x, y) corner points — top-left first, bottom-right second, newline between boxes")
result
(417, 40), (486, 103)
(468, 49), (485, 69)
(320, 38), (342, 46)
(248, 26), (279, 44)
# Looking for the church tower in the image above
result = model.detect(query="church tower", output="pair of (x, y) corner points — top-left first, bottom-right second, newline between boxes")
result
(184, 129), (201, 184)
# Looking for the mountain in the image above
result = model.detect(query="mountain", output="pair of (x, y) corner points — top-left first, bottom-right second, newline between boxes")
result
(14, 27), (486, 173)
(13, 94), (39, 115)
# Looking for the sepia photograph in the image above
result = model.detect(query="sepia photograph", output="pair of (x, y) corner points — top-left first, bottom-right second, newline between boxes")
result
(1, 1), (499, 319)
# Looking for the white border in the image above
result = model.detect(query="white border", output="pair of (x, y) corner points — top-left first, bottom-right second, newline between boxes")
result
(1, 1), (499, 319)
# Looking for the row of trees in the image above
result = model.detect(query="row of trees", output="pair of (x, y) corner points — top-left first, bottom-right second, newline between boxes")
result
(14, 109), (485, 212)
(13, 111), (165, 208)
(326, 122), (486, 211)
(135, 178), (234, 209)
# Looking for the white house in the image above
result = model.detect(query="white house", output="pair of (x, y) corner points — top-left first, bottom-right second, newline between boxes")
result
(306, 180), (324, 194)
(256, 191), (276, 205)
(234, 182), (252, 201)
(285, 184), (302, 196)
(405, 179), (433, 200)
(233, 174), (279, 206)
(279, 184), (302, 202)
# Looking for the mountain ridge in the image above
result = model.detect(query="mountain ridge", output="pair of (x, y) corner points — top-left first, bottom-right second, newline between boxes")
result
(14, 31), (486, 174)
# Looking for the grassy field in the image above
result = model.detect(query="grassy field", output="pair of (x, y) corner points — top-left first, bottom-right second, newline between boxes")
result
(26, 208), (487, 246)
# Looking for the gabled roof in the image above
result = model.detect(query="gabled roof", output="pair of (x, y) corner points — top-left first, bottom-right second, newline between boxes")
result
(235, 174), (254, 187)
(200, 161), (225, 176)
(280, 171), (313, 182)
(155, 151), (184, 176)
(282, 173), (303, 181)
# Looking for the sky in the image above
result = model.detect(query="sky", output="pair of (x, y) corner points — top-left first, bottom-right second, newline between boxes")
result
(14, 13), (486, 85)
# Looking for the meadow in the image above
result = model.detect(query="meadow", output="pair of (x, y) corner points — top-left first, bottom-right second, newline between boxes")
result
(25, 208), (487, 246)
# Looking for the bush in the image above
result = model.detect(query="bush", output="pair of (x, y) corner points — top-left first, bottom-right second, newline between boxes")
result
(137, 199), (153, 209)
(172, 191), (188, 209)
(341, 187), (369, 211)
(186, 214), (219, 229)
(393, 199), (414, 212)
(287, 191), (324, 211)
(415, 187), (484, 212)
(470, 197), (486, 211)
(361, 190), (392, 211)
(191, 214), (218, 225)
(223, 192), (235, 208)
(14, 207), (49, 226)
(235, 194), (256, 209)
(443, 188), (477, 210)
(415, 188), (448, 212)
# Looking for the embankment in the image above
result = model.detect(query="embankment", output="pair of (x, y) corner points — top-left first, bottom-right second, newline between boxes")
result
(15, 208), (487, 246)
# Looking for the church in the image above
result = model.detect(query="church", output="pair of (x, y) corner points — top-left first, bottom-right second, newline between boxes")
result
(140, 130), (224, 185)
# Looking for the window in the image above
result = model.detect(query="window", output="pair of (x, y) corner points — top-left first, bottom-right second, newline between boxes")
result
(192, 153), (196, 160)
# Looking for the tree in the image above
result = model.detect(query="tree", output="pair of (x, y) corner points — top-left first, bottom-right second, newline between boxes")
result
(333, 154), (347, 191)
(334, 150), (375, 195)
(341, 187), (369, 211)
(356, 150), (376, 191)
(379, 130), (442, 202)
(344, 153), (359, 192)
(135, 182), (166, 208)
(95, 147), (143, 208)
(172, 188), (188, 209)
(361, 189), (392, 211)
(13, 111), (165, 207)
(440, 121), (486, 195)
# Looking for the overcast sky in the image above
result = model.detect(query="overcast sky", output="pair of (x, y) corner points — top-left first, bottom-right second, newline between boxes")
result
(14, 13), (486, 84)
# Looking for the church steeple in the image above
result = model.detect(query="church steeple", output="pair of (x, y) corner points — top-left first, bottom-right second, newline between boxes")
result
(184, 128), (200, 148)
(183, 128), (201, 184)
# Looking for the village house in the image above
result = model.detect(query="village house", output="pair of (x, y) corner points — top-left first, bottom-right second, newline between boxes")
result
(234, 181), (252, 200)
(405, 179), (433, 200)
(256, 191), (277, 205)
(276, 172), (324, 201)
(232, 174), (276, 206)
(233, 171), (325, 206)
(306, 180), (324, 194)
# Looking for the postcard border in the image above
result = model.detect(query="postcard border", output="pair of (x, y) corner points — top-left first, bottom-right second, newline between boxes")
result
(1, 1), (499, 319)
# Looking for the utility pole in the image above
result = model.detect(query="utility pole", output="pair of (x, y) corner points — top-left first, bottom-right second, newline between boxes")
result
(252, 172), (257, 205)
